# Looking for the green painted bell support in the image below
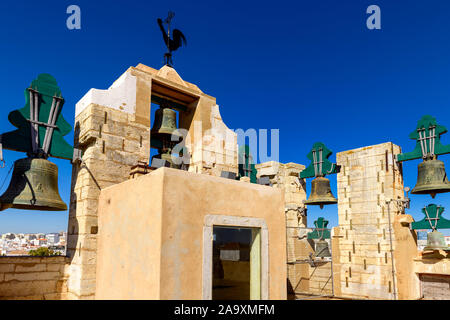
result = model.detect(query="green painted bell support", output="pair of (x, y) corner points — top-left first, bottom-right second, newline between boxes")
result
(396, 115), (450, 162)
(411, 204), (450, 230)
(0, 74), (73, 160)
(238, 145), (257, 183)
(307, 217), (331, 240)
(299, 142), (339, 179)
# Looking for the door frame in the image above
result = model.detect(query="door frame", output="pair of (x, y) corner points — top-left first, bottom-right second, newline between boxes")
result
(202, 215), (269, 300)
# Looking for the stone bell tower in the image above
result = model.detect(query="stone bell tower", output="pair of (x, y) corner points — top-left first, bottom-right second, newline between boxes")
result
(66, 64), (239, 299)
(332, 142), (405, 299)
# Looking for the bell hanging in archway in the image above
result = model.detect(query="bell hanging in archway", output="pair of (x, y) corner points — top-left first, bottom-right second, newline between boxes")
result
(151, 107), (180, 139)
(411, 159), (450, 198)
(314, 239), (331, 258)
(423, 230), (449, 251)
(304, 176), (338, 209)
(151, 106), (182, 168)
(0, 158), (67, 211)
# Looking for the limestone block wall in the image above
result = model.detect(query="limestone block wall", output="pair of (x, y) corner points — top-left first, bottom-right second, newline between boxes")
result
(191, 104), (239, 176)
(333, 142), (404, 299)
(67, 103), (150, 299)
(255, 161), (312, 294)
(0, 257), (69, 300)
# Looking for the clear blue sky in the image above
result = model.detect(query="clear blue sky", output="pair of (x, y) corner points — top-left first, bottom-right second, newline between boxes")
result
(0, 0), (450, 234)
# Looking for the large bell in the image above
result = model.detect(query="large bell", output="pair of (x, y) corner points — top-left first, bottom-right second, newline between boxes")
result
(314, 239), (331, 258)
(304, 176), (338, 209)
(0, 158), (67, 211)
(412, 159), (450, 198)
(151, 107), (180, 139)
(424, 230), (449, 251)
(151, 107), (182, 168)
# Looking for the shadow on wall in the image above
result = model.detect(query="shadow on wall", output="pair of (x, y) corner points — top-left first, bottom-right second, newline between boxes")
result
(287, 279), (295, 300)
(67, 121), (81, 267)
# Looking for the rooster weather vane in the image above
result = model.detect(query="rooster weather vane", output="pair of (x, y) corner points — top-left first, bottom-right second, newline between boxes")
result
(157, 12), (187, 67)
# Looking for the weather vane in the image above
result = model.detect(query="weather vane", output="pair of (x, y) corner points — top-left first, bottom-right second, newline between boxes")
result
(157, 11), (187, 67)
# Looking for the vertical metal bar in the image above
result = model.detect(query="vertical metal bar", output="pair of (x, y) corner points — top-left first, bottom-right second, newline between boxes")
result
(33, 88), (39, 151)
(312, 150), (318, 177)
(43, 97), (61, 154)
(29, 88), (37, 153)
(319, 148), (323, 176)
(386, 200), (397, 300)
(431, 127), (436, 156)
(42, 96), (57, 154)
(423, 207), (434, 230)
(0, 135), (4, 168)
(422, 129), (428, 156)
(418, 129), (426, 158)
(329, 231), (335, 297)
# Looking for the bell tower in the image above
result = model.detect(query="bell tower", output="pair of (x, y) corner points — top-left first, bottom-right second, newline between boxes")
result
(332, 142), (405, 299)
(66, 63), (239, 299)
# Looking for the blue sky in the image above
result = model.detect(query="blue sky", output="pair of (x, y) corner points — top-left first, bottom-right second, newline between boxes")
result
(0, 0), (450, 234)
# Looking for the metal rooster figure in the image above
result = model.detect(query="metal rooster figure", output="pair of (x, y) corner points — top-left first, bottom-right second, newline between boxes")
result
(157, 11), (187, 67)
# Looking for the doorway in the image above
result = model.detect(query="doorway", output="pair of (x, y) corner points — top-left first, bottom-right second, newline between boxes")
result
(212, 226), (261, 300)
(203, 215), (269, 300)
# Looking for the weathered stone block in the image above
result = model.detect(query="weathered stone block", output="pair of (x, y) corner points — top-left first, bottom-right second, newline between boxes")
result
(14, 264), (47, 273)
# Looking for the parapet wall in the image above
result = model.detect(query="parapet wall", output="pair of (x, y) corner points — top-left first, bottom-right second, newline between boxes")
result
(0, 257), (68, 300)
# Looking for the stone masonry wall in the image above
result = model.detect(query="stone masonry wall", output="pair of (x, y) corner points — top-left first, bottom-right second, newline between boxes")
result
(333, 142), (404, 299)
(0, 257), (68, 300)
(66, 103), (150, 299)
(256, 161), (333, 297)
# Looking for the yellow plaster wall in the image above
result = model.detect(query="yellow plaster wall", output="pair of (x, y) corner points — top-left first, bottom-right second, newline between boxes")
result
(95, 167), (286, 300)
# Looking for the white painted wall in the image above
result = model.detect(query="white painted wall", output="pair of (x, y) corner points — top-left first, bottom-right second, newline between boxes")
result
(75, 71), (137, 117)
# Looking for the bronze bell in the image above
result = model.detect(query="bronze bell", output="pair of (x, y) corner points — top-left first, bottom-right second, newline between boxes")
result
(0, 158), (67, 211)
(314, 239), (331, 258)
(151, 106), (182, 168)
(304, 176), (338, 209)
(423, 230), (449, 251)
(151, 107), (180, 139)
(412, 159), (450, 198)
